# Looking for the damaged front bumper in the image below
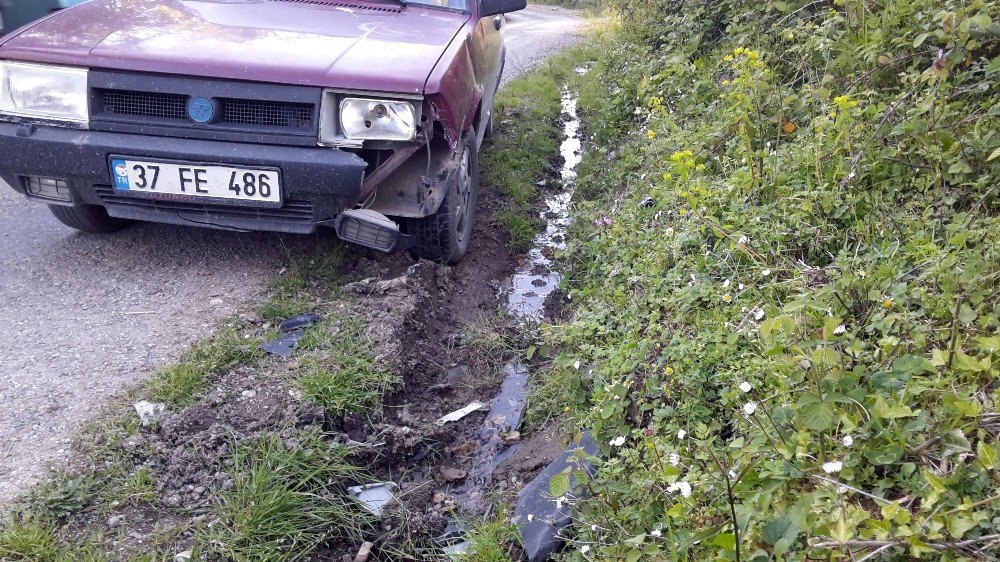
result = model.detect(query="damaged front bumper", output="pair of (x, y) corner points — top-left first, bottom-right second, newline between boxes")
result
(0, 122), (368, 234)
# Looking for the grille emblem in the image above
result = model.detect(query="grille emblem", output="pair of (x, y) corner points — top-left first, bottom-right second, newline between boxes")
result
(187, 97), (215, 123)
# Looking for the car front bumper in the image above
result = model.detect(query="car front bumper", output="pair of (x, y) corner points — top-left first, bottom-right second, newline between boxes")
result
(0, 122), (368, 234)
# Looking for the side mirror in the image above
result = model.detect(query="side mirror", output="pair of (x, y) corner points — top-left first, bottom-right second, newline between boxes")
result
(481, 0), (526, 17)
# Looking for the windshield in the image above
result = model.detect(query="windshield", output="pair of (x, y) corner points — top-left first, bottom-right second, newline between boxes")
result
(405, 0), (469, 10)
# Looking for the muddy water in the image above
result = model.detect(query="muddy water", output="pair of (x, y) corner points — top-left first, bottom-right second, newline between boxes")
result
(449, 90), (584, 522)
(504, 88), (583, 323)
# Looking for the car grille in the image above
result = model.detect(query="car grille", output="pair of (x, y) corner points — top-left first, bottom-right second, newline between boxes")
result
(102, 90), (188, 120)
(95, 89), (315, 130)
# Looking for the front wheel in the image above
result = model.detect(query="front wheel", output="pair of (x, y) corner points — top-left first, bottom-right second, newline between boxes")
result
(49, 204), (131, 233)
(407, 134), (478, 265)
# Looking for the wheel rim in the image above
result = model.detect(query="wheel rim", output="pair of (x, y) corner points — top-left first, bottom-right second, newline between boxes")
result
(454, 146), (473, 244)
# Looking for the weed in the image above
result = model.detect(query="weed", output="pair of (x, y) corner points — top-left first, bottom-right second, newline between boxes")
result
(203, 431), (374, 562)
(145, 324), (261, 406)
(457, 508), (521, 562)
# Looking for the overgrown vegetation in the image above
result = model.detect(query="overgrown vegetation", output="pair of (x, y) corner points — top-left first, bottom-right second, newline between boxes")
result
(540, 1), (1000, 560)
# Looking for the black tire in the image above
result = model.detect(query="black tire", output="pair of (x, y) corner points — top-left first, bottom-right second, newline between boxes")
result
(408, 134), (479, 265)
(48, 204), (131, 233)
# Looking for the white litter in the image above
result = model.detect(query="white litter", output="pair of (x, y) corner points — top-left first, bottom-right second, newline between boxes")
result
(133, 400), (166, 427)
(435, 402), (486, 426)
(348, 482), (399, 516)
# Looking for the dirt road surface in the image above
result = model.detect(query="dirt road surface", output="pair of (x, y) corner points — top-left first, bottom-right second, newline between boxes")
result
(0, 5), (582, 505)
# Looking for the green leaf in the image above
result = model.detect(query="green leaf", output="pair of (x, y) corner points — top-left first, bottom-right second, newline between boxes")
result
(988, 146), (1000, 162)
(760, 316), (795, 339)
(940, 430), (972, 458)
(871, 396), (916, 419)
(548, 471), (571, 497)
(946, 515), (977, 539)
(913, 32), (930, 47)
(958, 303), (978, 324)
(762, 516), (798, 546)
(977, 441), (998, 470)
(626, 550), (643, 562)
(712, 533), (737, 551)
(798, 401), (836, 431)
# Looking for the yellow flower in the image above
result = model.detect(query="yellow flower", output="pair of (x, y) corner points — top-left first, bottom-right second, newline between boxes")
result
(723, 294), (733, 303)
(665, 366), (674, 376)
(721, 80), (730, 86)
(663, 173), (673, 181)
(680, 209), (687, 216)
(787, 33), (795, 40)
(648, 130), (657, 140)
(882, 298), (894, 309)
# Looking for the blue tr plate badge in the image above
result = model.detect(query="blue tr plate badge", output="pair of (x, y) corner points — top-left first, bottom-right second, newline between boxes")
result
(112, 160), (130, 190)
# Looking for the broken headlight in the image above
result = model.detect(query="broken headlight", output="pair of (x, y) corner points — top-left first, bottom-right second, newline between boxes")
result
(339, 98), (416, 142)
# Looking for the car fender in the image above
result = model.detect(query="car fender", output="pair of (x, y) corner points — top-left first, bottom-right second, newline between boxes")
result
(423, 23), (485, 150)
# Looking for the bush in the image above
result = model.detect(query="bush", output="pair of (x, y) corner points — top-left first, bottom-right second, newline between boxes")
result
(547, 0), (1000, 560)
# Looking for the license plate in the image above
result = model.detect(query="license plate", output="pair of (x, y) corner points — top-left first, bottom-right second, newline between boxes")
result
(110, 158), (282, 206)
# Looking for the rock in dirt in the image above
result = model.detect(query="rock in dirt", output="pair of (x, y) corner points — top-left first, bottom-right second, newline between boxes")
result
(174, 550), (192, 562)
(133, 400), (166, 427)
(514, 432), (600, 562)
(353, 541), (374, 562)
(439, 466), (468, 482)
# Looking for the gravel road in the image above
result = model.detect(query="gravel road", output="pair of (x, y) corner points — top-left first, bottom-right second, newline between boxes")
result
(0, 5), (582, 505)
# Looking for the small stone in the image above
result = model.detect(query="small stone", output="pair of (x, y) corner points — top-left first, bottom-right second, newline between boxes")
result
(92, 432), (106, 446)
(107, 515), (124, 528)
(241, 389), (257, 399)
(535, 180), (547, 187)
(128, 531), (145, 540)
(439, 466), (468, 482)
(504, 431), (522, 445)
(353, 541), (374, 562)
(193, 486), (207, 496)
(164, 494), (182, 508)
(133, 400), (166, 427)
(174, 550), (193, 562)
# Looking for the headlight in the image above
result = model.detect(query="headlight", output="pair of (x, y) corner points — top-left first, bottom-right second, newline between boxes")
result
(0, 61), (89, 125)
(339, 98), (416, 141)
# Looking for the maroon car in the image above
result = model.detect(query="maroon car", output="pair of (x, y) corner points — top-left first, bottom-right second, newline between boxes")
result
(0, 0), (524, 264)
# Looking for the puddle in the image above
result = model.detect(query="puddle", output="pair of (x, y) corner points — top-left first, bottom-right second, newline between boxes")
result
(505, 88), (583, 323)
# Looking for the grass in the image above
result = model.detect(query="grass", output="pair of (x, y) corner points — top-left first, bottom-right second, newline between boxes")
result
(295, 316), (399, 418)
(454, 509), (522, 562)
(202, 432), (374, 562)
(482, 43), (599, 252)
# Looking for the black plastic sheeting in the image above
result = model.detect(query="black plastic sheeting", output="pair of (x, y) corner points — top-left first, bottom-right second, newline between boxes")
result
(513, 432), (600, 562)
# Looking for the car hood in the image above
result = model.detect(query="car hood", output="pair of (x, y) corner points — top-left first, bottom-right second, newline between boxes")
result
(0, 0), (469, 94)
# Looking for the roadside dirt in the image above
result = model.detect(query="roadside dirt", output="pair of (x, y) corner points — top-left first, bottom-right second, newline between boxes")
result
(0, 4), (584, 506)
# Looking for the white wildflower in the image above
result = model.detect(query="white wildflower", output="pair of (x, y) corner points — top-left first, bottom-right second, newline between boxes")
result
(574, 360), (581, 370)
(677, 429), (687, 440)
(729, 470), (737, 479)
(743, 402), (757, 415)
(651, 529), (662, 538)
(609, 435), (626, 447)
(723, 279), (731, 288)
(761, 269), (772, 277)
(738, 235), (749, 244)
(738, 283), (745, 291)
(833, 324), (846, 335)
(739, 381), (752, 393)
(580, 545), (590, 554)
(591, 524), (598, 531)
(668, 453), (681, 466)
(667, 481), (692, 498)
(842, 435), (854, 447)
(754, 309), (765, 320)
(822, 460), (843, 474)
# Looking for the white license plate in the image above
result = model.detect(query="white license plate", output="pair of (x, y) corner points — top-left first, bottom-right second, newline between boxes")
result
(110, 158), (282, 205)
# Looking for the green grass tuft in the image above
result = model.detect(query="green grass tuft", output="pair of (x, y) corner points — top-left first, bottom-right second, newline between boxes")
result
(203, 431), (374, 562)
